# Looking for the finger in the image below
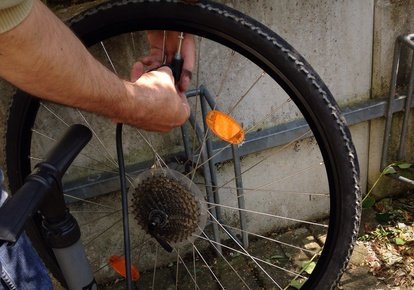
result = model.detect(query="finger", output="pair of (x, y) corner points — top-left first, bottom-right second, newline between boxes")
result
(130, 61), (145, 82)
(153, 65), (175, 83)
(178, 69), (192, 93)
(141, 55), (162, 70)
(179, 92), (191, 122)
(181, 34), (196, 73)
(179, 34), (195, 92)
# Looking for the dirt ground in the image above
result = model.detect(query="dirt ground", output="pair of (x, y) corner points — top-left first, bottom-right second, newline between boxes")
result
(339, 191), (414, 290)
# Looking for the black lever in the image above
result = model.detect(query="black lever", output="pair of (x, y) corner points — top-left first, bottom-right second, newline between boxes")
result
(0, 124), (92, 243)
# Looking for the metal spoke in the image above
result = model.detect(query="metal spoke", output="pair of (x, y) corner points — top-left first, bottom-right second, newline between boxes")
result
(64, 194), (118, 211)
(185, 110), (309, 183)
(215, 50), (236, 99)
(217, 129), (312, 190)
(191, 36), (202, 161)
(227, 71), (266, 116)
(203, 201), (328, 228)
(29, 129), (117, 177)
(152, 245), (159, 290)
(32, 129), (56, 141)
(32, 128), (119, 173)
(204, 211), (283, 289)
(245, 98), (291, 134)
(93, 262), (110, 274)
(192, 246), (197, 290)
(255, 162), (325, 191)
(40, 102), (70, 127)
(76, 109), (119, 168)
(71, 210), (117, 214)
(206, 185), (329, 197)
(130, 32), (137, 58)
(101, 41), (118, 74)
(176, 250), (180, 290)
(69, 164), (118, 175)
(193, 233), (306, 280)
(38, 104), (121, 172)
(184, 143), (232, 179)
(192, 243), (225, 289)
(77, 210), (121, 227)
(135, 129), (169, 169)
(209, 222), (318, 254)
(77, 150), (120, 171)
(189, 131), (210, 183)
(174, 248), (201, 290)
(199, 229), (251, 289)
(29, 156), (43, 162)
(84, 218), (122, 246)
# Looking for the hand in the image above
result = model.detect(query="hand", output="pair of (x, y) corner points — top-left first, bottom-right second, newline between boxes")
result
(117, 66), (190, 132)
(130, 31), (195, 93)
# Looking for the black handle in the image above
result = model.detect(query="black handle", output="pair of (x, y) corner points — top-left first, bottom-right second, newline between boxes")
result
(170, 57), (184, 84)
(0, 124), (92, 243)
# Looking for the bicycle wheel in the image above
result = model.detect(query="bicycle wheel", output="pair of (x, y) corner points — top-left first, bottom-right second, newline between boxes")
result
(5, 1), (361, 289)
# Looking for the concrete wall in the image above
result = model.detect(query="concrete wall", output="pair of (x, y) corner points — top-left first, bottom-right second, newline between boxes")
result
(0, 0), (412, 204)
(369, 0), (414, 197)
(1, 0), (413, 278)
(221, 0), (413, 197)
(68, 0), (410, 197)
(0, 1), (412, 203)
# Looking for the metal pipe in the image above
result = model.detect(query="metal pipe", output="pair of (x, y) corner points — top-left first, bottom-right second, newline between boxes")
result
(397, 54), (414, 160)
(231, 144), (249, 248)
(200, 96), (222, 221)
(381, 39), (402, 169)
(188, 114), (222, 254)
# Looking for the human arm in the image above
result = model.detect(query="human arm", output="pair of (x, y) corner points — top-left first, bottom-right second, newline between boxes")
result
(0, 0), (190, 132)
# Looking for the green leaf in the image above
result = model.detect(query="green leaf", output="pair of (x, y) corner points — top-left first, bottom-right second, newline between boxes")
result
(394, 237), (406, 245)
(383, 166), (397, 174)
(362, 196), (376, 209)
(289, 279), (304, 289)
(397, 162), (412, 169)
(303, 261), (316, 275)
(230, 252), (241, 258)
(376, 212), (391, 224)
(270, 255), (286, 260)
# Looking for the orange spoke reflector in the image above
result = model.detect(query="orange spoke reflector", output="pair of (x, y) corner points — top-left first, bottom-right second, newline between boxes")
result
(109, 255), (140, 281)
(206, 110), (245, 144)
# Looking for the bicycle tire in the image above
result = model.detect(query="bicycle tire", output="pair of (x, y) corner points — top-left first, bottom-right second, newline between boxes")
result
(5, 1), (361, 289)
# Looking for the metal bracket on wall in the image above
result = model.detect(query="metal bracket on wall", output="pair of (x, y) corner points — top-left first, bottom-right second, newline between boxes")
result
(381, 33), (414, 185)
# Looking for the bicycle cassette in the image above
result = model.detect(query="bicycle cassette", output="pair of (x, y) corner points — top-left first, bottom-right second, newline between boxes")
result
(130, 168), (207, 248)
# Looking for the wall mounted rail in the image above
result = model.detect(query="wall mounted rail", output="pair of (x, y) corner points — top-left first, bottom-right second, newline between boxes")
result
(381, 33), (414, 185)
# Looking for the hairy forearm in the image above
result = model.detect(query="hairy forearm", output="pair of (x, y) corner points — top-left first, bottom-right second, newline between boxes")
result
(0, 0), (190, 132)
(0, 0), (129, 120)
